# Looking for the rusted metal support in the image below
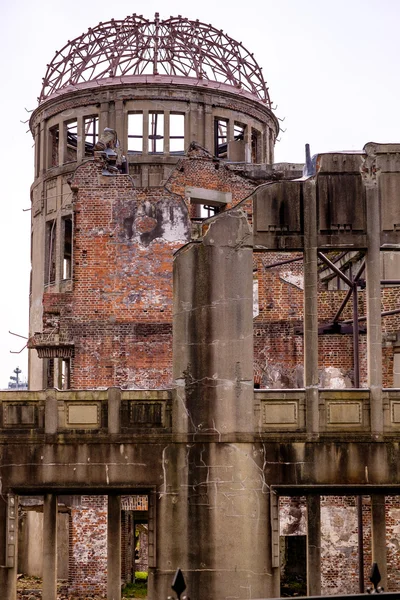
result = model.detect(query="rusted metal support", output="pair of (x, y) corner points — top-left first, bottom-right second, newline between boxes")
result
(333, 261), (365, 323)
(263, 256), (303, 270)
(317, 251), (353, 287)
(343, 307), (400, 324)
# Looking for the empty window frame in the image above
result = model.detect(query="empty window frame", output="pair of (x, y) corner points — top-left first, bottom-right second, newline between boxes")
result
(128, 113), (144, 153)
(84, 116), (99, 156)
(66, 120), (78, 162)
(148, 112), (164, 154)
(61, 358), (71, 390)
(234, 122), (246, 141)
(193, 204), (220, 220)
(45, 220), (57, 285)
(62, 217), (72, 280)
(214, 118), (228, 158)
(49, 125), (59, 167)
(169, 113), (185, 154)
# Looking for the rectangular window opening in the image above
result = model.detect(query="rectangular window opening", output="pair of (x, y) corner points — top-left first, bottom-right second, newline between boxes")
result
(84, 116), (99, 156)
(192, 204), (220, 220)
(62, 217), (72, 280)
(66, 120), (78, 162)
(169, 113), (185, 154)
(46, 358), (54, 388)
(234, 122), (246, 141)
(214, 118), (228, 158)
(45, 220), (57, 285)
(149, 112), (164, 154)
(128, 113), (143, 154)
(61, 358), (71, 390)
(49, 125), (59, 168)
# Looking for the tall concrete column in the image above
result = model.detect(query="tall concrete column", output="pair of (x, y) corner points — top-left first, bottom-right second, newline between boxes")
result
(107, 495), (121, 600)
(0, 494), (18, 600)
(371, 495), (387, 590)
(307, 495), (321, 596)
(204, 105), (213, 153)
(99, 102), (109, 133)
(303, 179), (319, 434)
(159, 209), (276, 600)
(77, 115), (84, 163)
(42, 494), (57, 600)
(164, 110), (170, 155)
(115, 100), (124, 146)
(365, 180), (383, 434)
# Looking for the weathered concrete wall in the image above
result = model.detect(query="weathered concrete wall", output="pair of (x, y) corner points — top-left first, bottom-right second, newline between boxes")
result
(18, 510), (69, 579)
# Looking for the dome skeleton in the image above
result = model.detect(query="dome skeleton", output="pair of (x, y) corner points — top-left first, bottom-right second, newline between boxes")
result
(39, 13), (270, 105)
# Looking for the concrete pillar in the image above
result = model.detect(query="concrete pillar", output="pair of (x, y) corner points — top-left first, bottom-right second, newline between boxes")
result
(157, 209), (276, 599)
(143, 111), (149, 156)
(173, 209), (254, 434)
(77, 115), (84, 163)
(371, 495), (387, 590)
(227, 119), (234, 160)
(108, 101), (116, 131)
(0, 494), (18, 600)
(107, 495), (121, 600)
(58, 120), (66, 167)
(42, 494), (57, 600)
(99, 102), (109, 133)
(365, 182), (383, 434)
(45, 389), (58, 434)
(163, 110), (170, 155)
(303, 179), (319, 434)
(307, 495), (321, 596)
(204, 106), (213, 154)
(115, 100), (124, 148)
(39, 121), (46, 175)
(108, 387), (121, 434)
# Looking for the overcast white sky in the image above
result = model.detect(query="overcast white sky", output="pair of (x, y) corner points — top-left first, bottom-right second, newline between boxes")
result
(0, 0), (399, 388)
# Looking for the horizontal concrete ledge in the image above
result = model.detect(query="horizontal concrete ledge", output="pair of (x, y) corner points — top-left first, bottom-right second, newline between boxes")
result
(273, 484), (400, 496)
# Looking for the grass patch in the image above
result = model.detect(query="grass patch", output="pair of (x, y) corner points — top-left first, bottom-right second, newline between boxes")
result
(122, 572), (148, 598)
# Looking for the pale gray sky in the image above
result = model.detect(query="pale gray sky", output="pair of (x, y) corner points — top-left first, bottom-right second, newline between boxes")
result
(1, 0), (399, 388)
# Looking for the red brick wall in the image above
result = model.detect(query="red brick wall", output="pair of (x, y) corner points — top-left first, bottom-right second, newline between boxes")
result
(69, 495), (107, 596)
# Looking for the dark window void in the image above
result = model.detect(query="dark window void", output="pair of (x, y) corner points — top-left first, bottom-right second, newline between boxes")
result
(46, 358), (54, 388)
(169, 113), (185, 154)
(45, 220), (56, 285)
(251, 128), (261, 163)
(128, 113), (143, 153)
(49, 126), (59, 167)
(84, 116), (99, 156)
(149, 112), (164, 154)
(62, 217), (72, 280)
(66, 120), (78, 162)
(214, 118), (228, 158)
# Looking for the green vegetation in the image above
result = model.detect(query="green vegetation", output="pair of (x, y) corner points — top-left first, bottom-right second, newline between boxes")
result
(122, 572), (148, 599)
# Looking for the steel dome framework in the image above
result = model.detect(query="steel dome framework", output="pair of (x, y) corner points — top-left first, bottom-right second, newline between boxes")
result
(39, 13), (271, 105)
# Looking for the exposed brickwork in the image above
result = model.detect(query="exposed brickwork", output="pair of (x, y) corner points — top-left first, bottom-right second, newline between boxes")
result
(69, 495), (107, 597)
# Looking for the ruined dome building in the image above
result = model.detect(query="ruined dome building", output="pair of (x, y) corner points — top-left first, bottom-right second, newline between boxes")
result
(2, 11), (400, 600)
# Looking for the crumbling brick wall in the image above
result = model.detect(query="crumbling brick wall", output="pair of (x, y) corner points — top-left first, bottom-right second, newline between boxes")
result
(69, 495), (107, 596)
